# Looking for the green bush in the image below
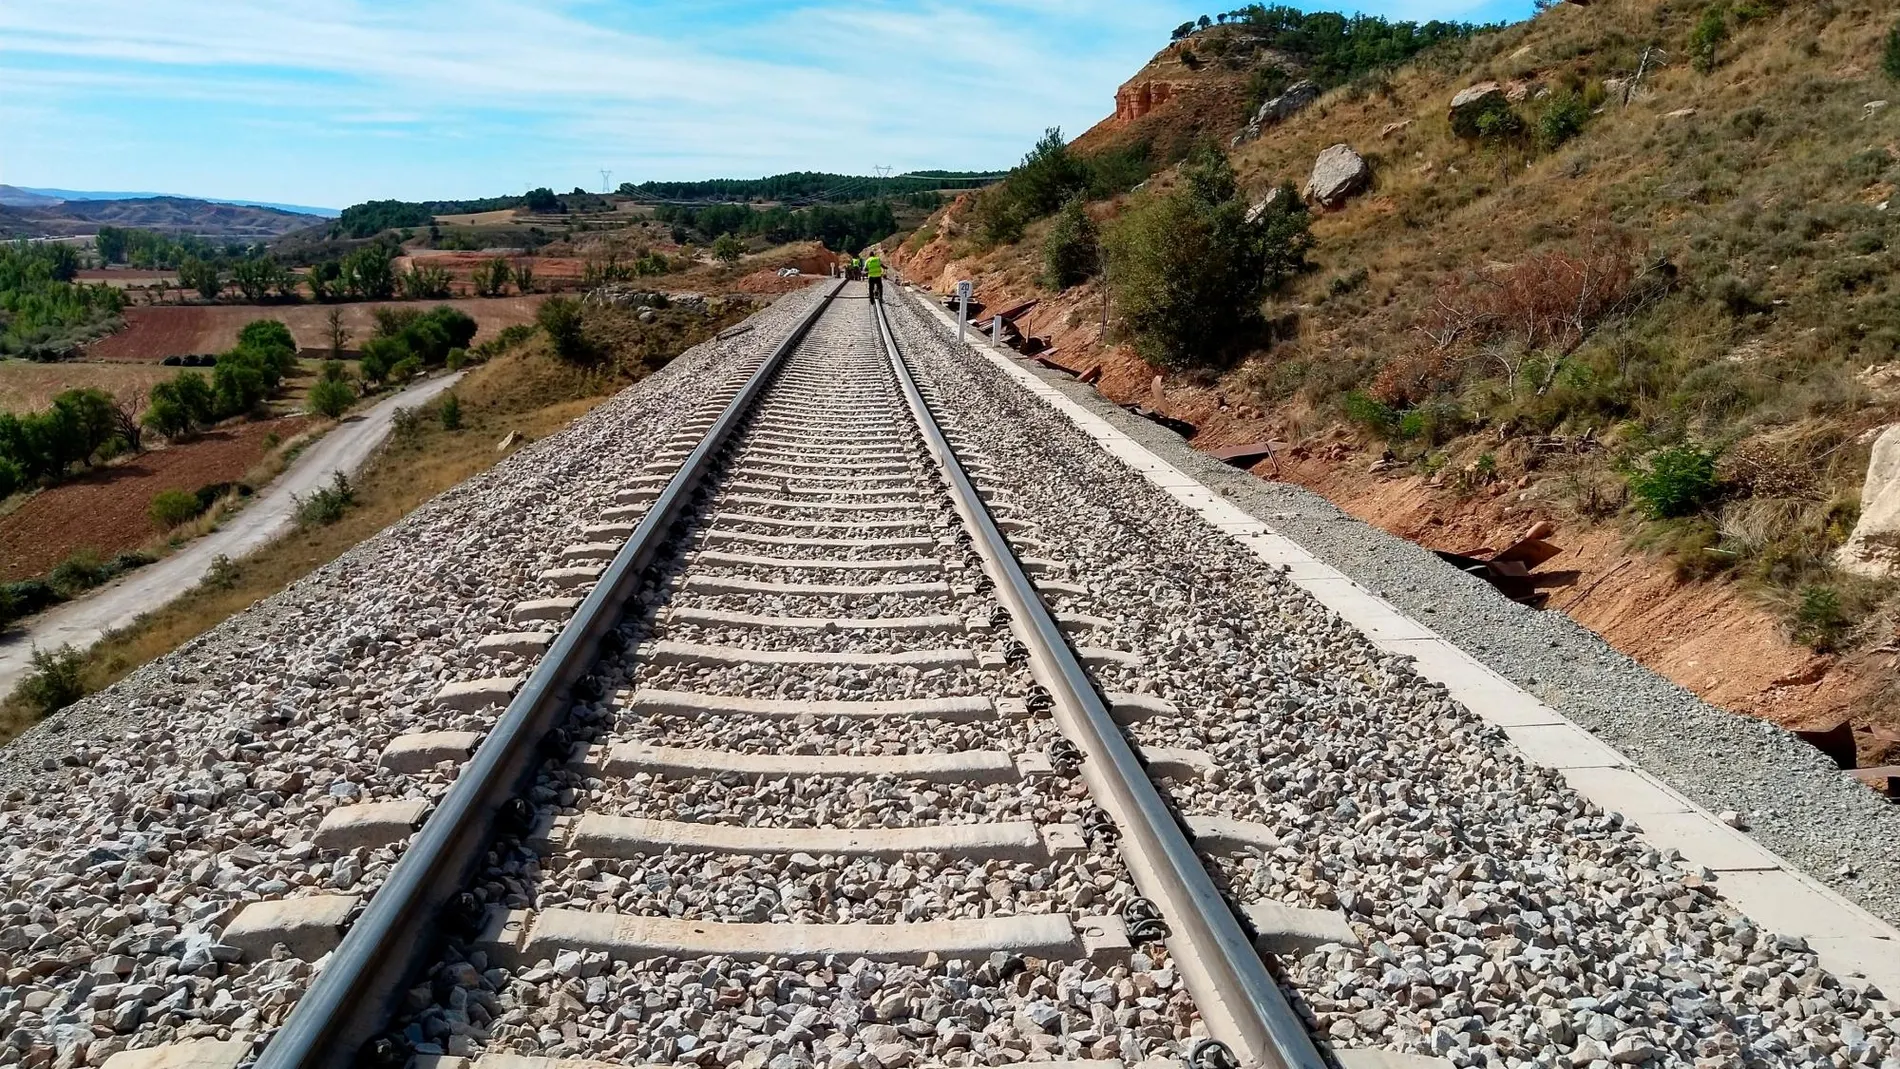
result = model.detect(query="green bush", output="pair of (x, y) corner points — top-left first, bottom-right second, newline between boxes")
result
(295, 471), (355, 527)
(1691, 5), (1729, 72)
(1885, 21), (1900, 82)
(142, 363), (231, 439)
(1041, 199), (1100, 291)
(0, 455), (22, 499)
(538, 296), (592, 362)
(1793, 585), (1849, 652)
(1103, 152), (1312, 370)
(712, 233), (745, 264)
(1451, 93), (1521, 140)
(439, 392), (463, 430)
(1537, 91), (1590, 152)
(1342, 391), (1399, 438)
(44, 550), (150, 598)
(18, 645), (87, 716)
(150, 489), (205, 529)
(388, 355), (422, 382)
(307, 376), (355, 419)
(1628, 444), (1719, 518)
(0, 579), (58, 627)
(201, 554), (241, 591)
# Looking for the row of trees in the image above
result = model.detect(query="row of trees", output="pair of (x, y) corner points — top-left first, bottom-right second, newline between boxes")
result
(358, 305), (477, 385)
(0, 388), (132, 499)
(95, 227), (238, 269)
(624, 171), (996, 205)
(1174, 6), (1486, 87)
(0, 242), (125, 358)
(652, 200), (899, 252)
(142, 320), (301, 438)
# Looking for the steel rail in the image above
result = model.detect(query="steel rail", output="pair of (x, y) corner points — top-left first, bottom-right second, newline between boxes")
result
(872, 294), (1328, 1069)
(256, 278), (846, 1069)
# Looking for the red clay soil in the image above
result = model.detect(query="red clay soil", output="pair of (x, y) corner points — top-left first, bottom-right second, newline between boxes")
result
(0, 416), (307, 581)
(86, 297), (550, 362)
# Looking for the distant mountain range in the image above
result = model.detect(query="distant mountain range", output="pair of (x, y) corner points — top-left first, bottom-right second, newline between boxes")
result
(0, 193), (331, 241)
(0, 185), (338, 218)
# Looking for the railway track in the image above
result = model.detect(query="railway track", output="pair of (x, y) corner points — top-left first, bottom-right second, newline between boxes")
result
(15, 280), (1897, 1069)
(174, 281), (1328, 1069)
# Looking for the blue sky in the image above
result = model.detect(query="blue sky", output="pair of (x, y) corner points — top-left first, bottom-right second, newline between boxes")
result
(0, 0), (1534, 211)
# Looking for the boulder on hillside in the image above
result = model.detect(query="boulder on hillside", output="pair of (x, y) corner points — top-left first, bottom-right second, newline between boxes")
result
(1303, 145), (1370, 209)
(1837, 424), (1900, 577)
(1232, 79), (1321, 146)
(1245, 187), (1286, 224)
(1449, 81), (1513, 137)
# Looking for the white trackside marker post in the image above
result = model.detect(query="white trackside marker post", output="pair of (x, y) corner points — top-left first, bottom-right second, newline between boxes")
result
(991, 314), (1002, 345)
(956, 280), (972, 344)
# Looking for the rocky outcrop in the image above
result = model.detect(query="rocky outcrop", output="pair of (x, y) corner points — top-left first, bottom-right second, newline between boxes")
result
(1837, 424), (1900, 577)
(1115, 81), (1178, 124)
(1303, 145), (1370, 209)
(1232, 80), (1320, 146)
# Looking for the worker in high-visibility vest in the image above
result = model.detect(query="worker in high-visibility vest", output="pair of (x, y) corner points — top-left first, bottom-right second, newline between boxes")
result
(864, 253), (884, 301)
(849, 256), (862, 281)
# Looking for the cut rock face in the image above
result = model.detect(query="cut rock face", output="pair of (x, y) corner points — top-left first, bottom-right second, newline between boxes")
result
(1303, 144), (1370, 209)
(1837, 423), (1900, 577)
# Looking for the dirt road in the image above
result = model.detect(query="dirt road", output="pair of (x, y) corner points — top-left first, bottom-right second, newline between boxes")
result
(0, 372), (464, 702)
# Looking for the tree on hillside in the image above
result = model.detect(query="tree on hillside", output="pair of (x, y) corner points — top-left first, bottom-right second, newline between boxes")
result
(1105, 151), (1312, 370)
(1042, 199), (1100, 291)
(712, 233), (745, 264)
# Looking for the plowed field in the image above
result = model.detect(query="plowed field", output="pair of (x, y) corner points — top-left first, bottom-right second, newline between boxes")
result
(0, 417), (308, 580)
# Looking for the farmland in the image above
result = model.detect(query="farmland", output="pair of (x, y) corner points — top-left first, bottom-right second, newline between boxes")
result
(0, 415), (308, 580)
(85, 295), (549, 361)
(0, 360), (175, 413)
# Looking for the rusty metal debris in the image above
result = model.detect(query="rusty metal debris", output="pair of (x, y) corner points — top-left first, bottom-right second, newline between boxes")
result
(1434, 521), (1579, 607)
(1851, 766), (1900, 800)
(1206, 441), (1286, 469)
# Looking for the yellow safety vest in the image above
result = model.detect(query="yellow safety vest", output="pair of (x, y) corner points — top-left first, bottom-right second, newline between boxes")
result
(865, 257), (883, 278)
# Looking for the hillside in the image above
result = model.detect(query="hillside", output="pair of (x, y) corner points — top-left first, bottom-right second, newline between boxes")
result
(0, 196), (323, 239)
(890, 0), (1900, 766)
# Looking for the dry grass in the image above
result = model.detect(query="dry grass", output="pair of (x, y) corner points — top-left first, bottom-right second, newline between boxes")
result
(0, 360), (176, 413)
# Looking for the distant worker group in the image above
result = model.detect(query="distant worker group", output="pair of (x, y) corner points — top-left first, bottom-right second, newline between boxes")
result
(845, 253), (884, 301)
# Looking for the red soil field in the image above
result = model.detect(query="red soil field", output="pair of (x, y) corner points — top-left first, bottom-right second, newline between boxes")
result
(0, 417), (307, 581)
